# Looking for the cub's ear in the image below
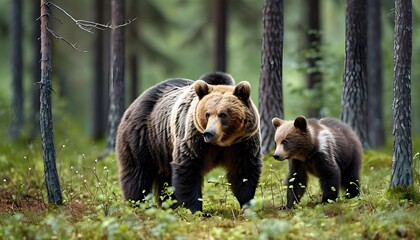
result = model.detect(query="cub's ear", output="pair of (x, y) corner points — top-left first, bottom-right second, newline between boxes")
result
(194, 80), (211, 99)
(294, 115), (308, 131)
(233, 81), (251, 101)
(272, 117), (284, 129)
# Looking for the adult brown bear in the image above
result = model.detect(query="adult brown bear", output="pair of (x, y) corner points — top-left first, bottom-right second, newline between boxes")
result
(116, 72), (262, 213)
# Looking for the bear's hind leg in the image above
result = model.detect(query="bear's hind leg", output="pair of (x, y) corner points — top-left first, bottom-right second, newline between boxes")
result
(341, 165), (361, 199)
(119, 156), (157, 204)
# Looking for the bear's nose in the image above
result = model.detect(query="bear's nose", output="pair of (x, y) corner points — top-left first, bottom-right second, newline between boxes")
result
(203, 130), (215, 143)
(273, 154), (280, 160)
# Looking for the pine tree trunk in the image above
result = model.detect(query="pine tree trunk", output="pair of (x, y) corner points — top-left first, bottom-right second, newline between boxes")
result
(129, 54), (138, 102)
(10, 0), (23, 140)
(259, 0), (284, 154)
(390, 0), (413, 188)
(92, 0), (107, 140)
(214, 0), (227, 72)
(101, 0), (125, 157)
(306, 0), (322, 118)
(341, 0), (369, 149)
(367, 0), (385, 148)
(40, 0), (62, 204)
(30, 0), (41, 140)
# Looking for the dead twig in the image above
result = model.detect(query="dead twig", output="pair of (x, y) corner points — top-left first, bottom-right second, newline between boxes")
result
(39, 1), (135, 53)
(46, 27), (87, 52)
(46, 1), (136, 33)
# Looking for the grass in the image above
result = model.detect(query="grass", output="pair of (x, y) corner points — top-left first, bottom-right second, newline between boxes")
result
(0, 128), (420, 239)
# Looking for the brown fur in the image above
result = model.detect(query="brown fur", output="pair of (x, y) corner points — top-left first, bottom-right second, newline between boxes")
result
(272, 115), (362, 209)
(116, 72), (262, 214)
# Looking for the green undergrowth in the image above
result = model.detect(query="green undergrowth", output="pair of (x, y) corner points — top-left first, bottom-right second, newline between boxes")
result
(0, 137), (419, 239)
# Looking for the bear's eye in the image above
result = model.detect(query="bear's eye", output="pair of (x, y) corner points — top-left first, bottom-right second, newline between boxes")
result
(281, 139), (288, 145)
(205, 113), (210, 120)
(219, 113), (227, 119)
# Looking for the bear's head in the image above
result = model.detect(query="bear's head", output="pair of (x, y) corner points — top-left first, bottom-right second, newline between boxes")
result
(271, 115), (312, 161)
(193, 80), (259, 147)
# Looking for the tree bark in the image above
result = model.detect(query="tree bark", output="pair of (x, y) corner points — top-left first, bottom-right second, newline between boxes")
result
(341, 0), (369, 149)
(10, 0), (23, 140)
(259, 0), (284, 154)
(101, 0), (125, 158)
(367, 0), (385, 148)
(390, 0), (413, 188)
(40, 0), (62, 204)
(30, 0), (41, 140)
(92, 0), (107, 140)
(306, 0), (322, 118)
(214, 0), (227, 72)
(129, 54), (138, 102)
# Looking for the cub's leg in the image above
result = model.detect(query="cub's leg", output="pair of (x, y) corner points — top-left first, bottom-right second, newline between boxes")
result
(341, 162), (361, 199)
(285, 160), (308, 209)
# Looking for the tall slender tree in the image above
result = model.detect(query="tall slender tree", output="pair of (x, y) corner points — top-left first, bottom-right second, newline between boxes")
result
(390, 0), (413, 188)
(259, 0), (284, 154)
(40, 0), (62, 204)
(341, 0), (369, 149)
(92, 0), (108, 140)
(30, 0), (41, 140)
(128, 0), (139, 103)
(10, 0), (23, 140)
(306, 0), (322, 118)
(214, 0), (227, 72)
(101, 0), (126, 157)
(367, 0), (385, 147)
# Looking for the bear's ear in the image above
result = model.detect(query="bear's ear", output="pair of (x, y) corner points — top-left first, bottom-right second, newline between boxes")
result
(272, 118), (284, 129)
(194, 80), (211, 99)
(294, 115), (308, 131)
(233, 81), (251, 101)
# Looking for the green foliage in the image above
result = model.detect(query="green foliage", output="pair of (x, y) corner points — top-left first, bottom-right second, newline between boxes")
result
(1, 136), (420, 239)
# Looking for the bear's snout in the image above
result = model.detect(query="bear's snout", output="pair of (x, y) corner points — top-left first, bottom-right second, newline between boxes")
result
(203, 130), (216, 143)
(272, 150), (287, 161)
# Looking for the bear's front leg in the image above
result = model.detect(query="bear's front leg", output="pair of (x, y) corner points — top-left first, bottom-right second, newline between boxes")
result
(226, 144), (262, 208)
(285, 160), (308, 209)
(171, 160), (204, 213)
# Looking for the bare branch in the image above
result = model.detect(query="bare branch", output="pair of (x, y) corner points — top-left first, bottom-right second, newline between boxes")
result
(46, 27), (87, 52)
(46, 1), (136, 33)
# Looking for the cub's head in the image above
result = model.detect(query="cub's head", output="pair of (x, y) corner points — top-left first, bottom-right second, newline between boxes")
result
(193, 80), (259, 147)
(271, 115), (311, 161)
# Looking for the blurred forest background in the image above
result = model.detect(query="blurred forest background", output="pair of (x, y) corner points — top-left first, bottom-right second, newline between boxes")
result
(1, 0), (420, 148)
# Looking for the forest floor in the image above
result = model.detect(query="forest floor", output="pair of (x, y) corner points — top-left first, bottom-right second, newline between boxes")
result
(0, 132), (419, 239)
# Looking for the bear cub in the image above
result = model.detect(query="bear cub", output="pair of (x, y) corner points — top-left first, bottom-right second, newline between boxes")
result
(271, 115), (362, 209)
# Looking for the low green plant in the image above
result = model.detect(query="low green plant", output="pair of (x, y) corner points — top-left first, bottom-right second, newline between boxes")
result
(1, 134), (420, 239)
